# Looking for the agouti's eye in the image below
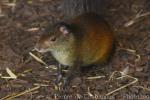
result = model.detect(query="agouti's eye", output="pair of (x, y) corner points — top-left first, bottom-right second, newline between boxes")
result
(51, 37), (56, 42)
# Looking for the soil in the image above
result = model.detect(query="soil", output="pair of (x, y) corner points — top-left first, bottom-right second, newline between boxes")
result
(0, 0), (149, 100)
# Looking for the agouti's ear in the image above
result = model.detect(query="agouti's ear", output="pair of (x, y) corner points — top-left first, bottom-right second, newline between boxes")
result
(56, 22), (71, 35)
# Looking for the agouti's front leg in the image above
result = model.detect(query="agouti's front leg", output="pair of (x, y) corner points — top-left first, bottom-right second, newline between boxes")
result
(63, 63), (80, 90)
(55, 64), (63, 85)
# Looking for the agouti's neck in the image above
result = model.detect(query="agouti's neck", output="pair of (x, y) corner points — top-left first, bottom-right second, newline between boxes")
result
(50, 35), (76, 66)
(51, 45), (76, 66)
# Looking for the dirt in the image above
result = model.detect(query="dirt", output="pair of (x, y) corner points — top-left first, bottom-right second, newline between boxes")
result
(0, 0), (149, 100)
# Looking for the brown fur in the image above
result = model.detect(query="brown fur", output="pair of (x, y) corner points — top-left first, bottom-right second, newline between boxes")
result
(35, 12), (114, 85)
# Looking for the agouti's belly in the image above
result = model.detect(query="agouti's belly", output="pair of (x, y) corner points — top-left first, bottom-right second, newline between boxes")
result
(51, 50), (99, 67)
(51, 50), (93, 66)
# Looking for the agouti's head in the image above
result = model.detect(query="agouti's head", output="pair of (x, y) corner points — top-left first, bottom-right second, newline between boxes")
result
(35, 23), (74, 53)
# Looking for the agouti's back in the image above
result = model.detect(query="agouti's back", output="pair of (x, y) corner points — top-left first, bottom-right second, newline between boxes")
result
(68, 13), (114, 66)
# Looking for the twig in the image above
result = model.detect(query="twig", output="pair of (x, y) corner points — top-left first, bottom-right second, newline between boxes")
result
(108, 71), (118, 81)
(87, 87), (94, 97)
(17, 68), (33, 77)
(119, 48), (141, 62)
(124, 11), (150, 27)
(106, 71), (138, 96)
(29, 52), (47, 66)
(119, 48), (136, 54)
(34, 83), (50, 87)
(1, 86), (40, 100)
(0, 68), (17, 79)
(3, 3), (16, 7)
(86, 76), (105, 80)
(26, 27), (39, 32)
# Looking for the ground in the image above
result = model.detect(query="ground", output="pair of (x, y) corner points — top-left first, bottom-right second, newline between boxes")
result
(0, 0), (149, 100)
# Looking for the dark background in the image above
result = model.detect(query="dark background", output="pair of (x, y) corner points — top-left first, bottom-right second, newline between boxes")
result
(0, 0), (149, 99)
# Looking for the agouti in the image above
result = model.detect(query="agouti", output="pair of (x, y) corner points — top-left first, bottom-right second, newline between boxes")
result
(35, 12), (114, 86)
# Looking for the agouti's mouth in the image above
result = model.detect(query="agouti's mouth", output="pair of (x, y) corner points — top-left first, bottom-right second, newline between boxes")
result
(34, 47), (50, 53)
